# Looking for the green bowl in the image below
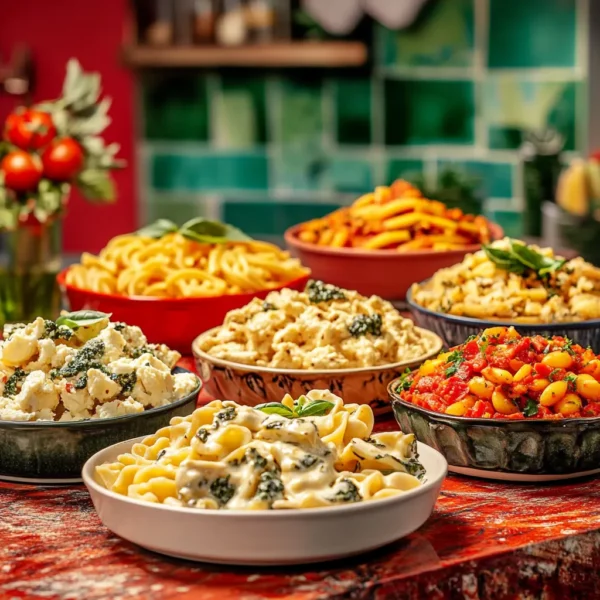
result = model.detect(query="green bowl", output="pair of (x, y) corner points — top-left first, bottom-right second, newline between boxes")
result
(388, 378), (600, 478)
(0, 367), (201, 483)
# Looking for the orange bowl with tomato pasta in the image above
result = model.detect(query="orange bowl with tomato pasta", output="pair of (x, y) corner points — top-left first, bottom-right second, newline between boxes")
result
(285, 180), (502, 300)
(389, 326), (600, 479)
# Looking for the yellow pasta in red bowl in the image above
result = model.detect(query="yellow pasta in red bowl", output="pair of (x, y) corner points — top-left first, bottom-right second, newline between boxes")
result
(59, 219), (310, 352)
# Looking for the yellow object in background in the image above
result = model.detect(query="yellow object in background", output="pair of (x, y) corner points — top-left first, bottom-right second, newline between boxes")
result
(296, 179), (493, 251)
(66, 233), (309, 298)
(556, 158), (600, 218)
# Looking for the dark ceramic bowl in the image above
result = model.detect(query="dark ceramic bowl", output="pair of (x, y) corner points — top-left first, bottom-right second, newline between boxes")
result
(192, 327), (443, 416)
(389, 380), (600, 479)
(0, 367), (201, 483)
(407, 284), (600, 350)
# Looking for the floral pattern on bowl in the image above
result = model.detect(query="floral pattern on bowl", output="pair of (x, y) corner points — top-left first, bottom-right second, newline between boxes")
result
(192, 329), (443, 415)
(389, 380), (600, 477)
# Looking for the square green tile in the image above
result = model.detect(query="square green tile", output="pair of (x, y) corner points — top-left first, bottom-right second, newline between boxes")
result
(488, 0), (577, 68)
(213, 76), (267, 148)
(386, 160), (424, 184)
(271, 146), (329, 191)
(278, 78), (324, 145)
(329, 158), (373, 193)
(484, 209), (523, 238)
(384, 80), (475, 145)
(151, 152), (268, 191)
(437, 161), (513, 198)
(484, 80), (578, 151)
(334, 78), (371, 145)
(142, 74), (209, 141)
(223, 200), (342, 236)
(378, 0), (474, 68)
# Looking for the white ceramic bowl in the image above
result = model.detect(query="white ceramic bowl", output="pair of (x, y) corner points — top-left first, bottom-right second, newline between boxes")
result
(82, 438), (447, 565)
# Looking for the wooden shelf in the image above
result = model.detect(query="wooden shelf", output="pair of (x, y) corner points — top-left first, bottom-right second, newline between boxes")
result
(122, 42), (368, 68)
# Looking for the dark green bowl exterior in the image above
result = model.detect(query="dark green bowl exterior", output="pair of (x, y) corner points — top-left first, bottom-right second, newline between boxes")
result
(407, 285), (600, 350)
(0, 367), (200, 481)
(389, 380), (600, 476)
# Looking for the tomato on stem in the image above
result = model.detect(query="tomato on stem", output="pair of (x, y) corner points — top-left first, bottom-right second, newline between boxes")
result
(1, 150), (42, 192)
(41, 137), (85, 181)
(4, 109), (56, 150)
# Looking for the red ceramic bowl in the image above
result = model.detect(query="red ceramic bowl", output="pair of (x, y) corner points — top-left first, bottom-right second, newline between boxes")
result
(57, 270), (310, 354)
(284, 223), (503, 301)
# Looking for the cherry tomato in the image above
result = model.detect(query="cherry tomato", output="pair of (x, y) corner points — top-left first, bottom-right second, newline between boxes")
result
(4, 108), (56, 150)
(533, 363), (553, 378)
(41, 137), (85, 181)
(0, 150), (42, 192)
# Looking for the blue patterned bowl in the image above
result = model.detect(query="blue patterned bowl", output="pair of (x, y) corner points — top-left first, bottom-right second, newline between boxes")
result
(389, 380), (600, 480)
(407, 284), (600, 350)
(0, 367), (201, 483)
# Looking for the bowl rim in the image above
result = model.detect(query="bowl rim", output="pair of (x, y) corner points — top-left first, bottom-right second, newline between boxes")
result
(0, 367), (201, 429)
(57, 269), (311, 305)
(192, 326), (444, 376)
(82, 437), (447, 517)
(387, 378), (600, 426)
(406, 283), (600, 331)
(284, 222), (504, 258)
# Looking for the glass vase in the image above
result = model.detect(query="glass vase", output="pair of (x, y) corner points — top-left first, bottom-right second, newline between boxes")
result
(0, 219), (62, 328)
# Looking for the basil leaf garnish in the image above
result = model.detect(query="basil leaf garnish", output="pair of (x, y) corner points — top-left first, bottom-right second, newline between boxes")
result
(483, 239), (566, 280)
(55, 310), (111, 330)
(255, 403), (295, 418)
(296, 400), (335, 418)
(179, 218), (253, 244)
(137, 219), (178, 238)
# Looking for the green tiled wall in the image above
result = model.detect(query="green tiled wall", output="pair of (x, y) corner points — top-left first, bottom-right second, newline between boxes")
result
(140, 0), (587, 239)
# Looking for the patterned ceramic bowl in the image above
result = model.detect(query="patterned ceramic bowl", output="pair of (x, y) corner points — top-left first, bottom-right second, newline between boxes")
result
(389, 381), (600, 481)
(407, 284), (600, 350)
(0, 368), (201, 484)
(192, 328), (443, 415)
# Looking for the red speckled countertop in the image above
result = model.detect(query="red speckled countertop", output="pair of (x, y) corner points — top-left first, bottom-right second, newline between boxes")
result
(2, 358), (600, 600)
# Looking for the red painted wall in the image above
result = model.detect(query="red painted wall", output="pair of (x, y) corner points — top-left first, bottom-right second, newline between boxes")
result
(0, 0), (137, 253)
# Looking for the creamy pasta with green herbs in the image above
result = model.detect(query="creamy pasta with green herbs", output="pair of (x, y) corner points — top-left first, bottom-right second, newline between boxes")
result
(95, 390), (425, 510)
(0, 311), (198, 422)
(197, 280), (435, 369)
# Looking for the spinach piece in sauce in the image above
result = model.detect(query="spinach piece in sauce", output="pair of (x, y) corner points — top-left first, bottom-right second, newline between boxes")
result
(255, 470), (284, 502)
(210, 476), (236, 506)
(43, 320), (74, 341)
(348, 314), (383, 338)
(215, 406), (237, 422)
(294, 454), (321, 470)
(59, 339), (105, 378)
(330, 479), (361, 503)
(196, 428), (210, 443)
(4, 368), (27, 397)
(305, 280), (346, 303)
(110, 372), (137, 394)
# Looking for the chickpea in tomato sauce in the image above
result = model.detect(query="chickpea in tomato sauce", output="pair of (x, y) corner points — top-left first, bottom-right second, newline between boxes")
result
(397, 327), (600, 419)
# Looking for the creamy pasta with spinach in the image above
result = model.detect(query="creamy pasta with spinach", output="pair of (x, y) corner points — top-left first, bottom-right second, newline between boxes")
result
(197, 280), (435, 369)
(0, 311), (198, 422)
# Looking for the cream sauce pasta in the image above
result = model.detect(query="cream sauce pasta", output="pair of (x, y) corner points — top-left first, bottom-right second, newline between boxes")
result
(95, 390), (425, 510)
(0, 315), (198, 421)
(197, 281), (436, 369)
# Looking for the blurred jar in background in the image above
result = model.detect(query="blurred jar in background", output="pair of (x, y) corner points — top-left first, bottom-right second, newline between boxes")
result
(246, 0), (276, 42)
(216, 0), (248, 46)
(146, 0), (174, 45)
(194, 0), (216, 44)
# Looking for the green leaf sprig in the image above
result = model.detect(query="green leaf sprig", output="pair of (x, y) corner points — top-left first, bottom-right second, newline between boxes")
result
(256, 395), (334, 419)
(137, 218), (252, 245)
(55, 310), (111, 329)
(483, 239), (566, 280)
